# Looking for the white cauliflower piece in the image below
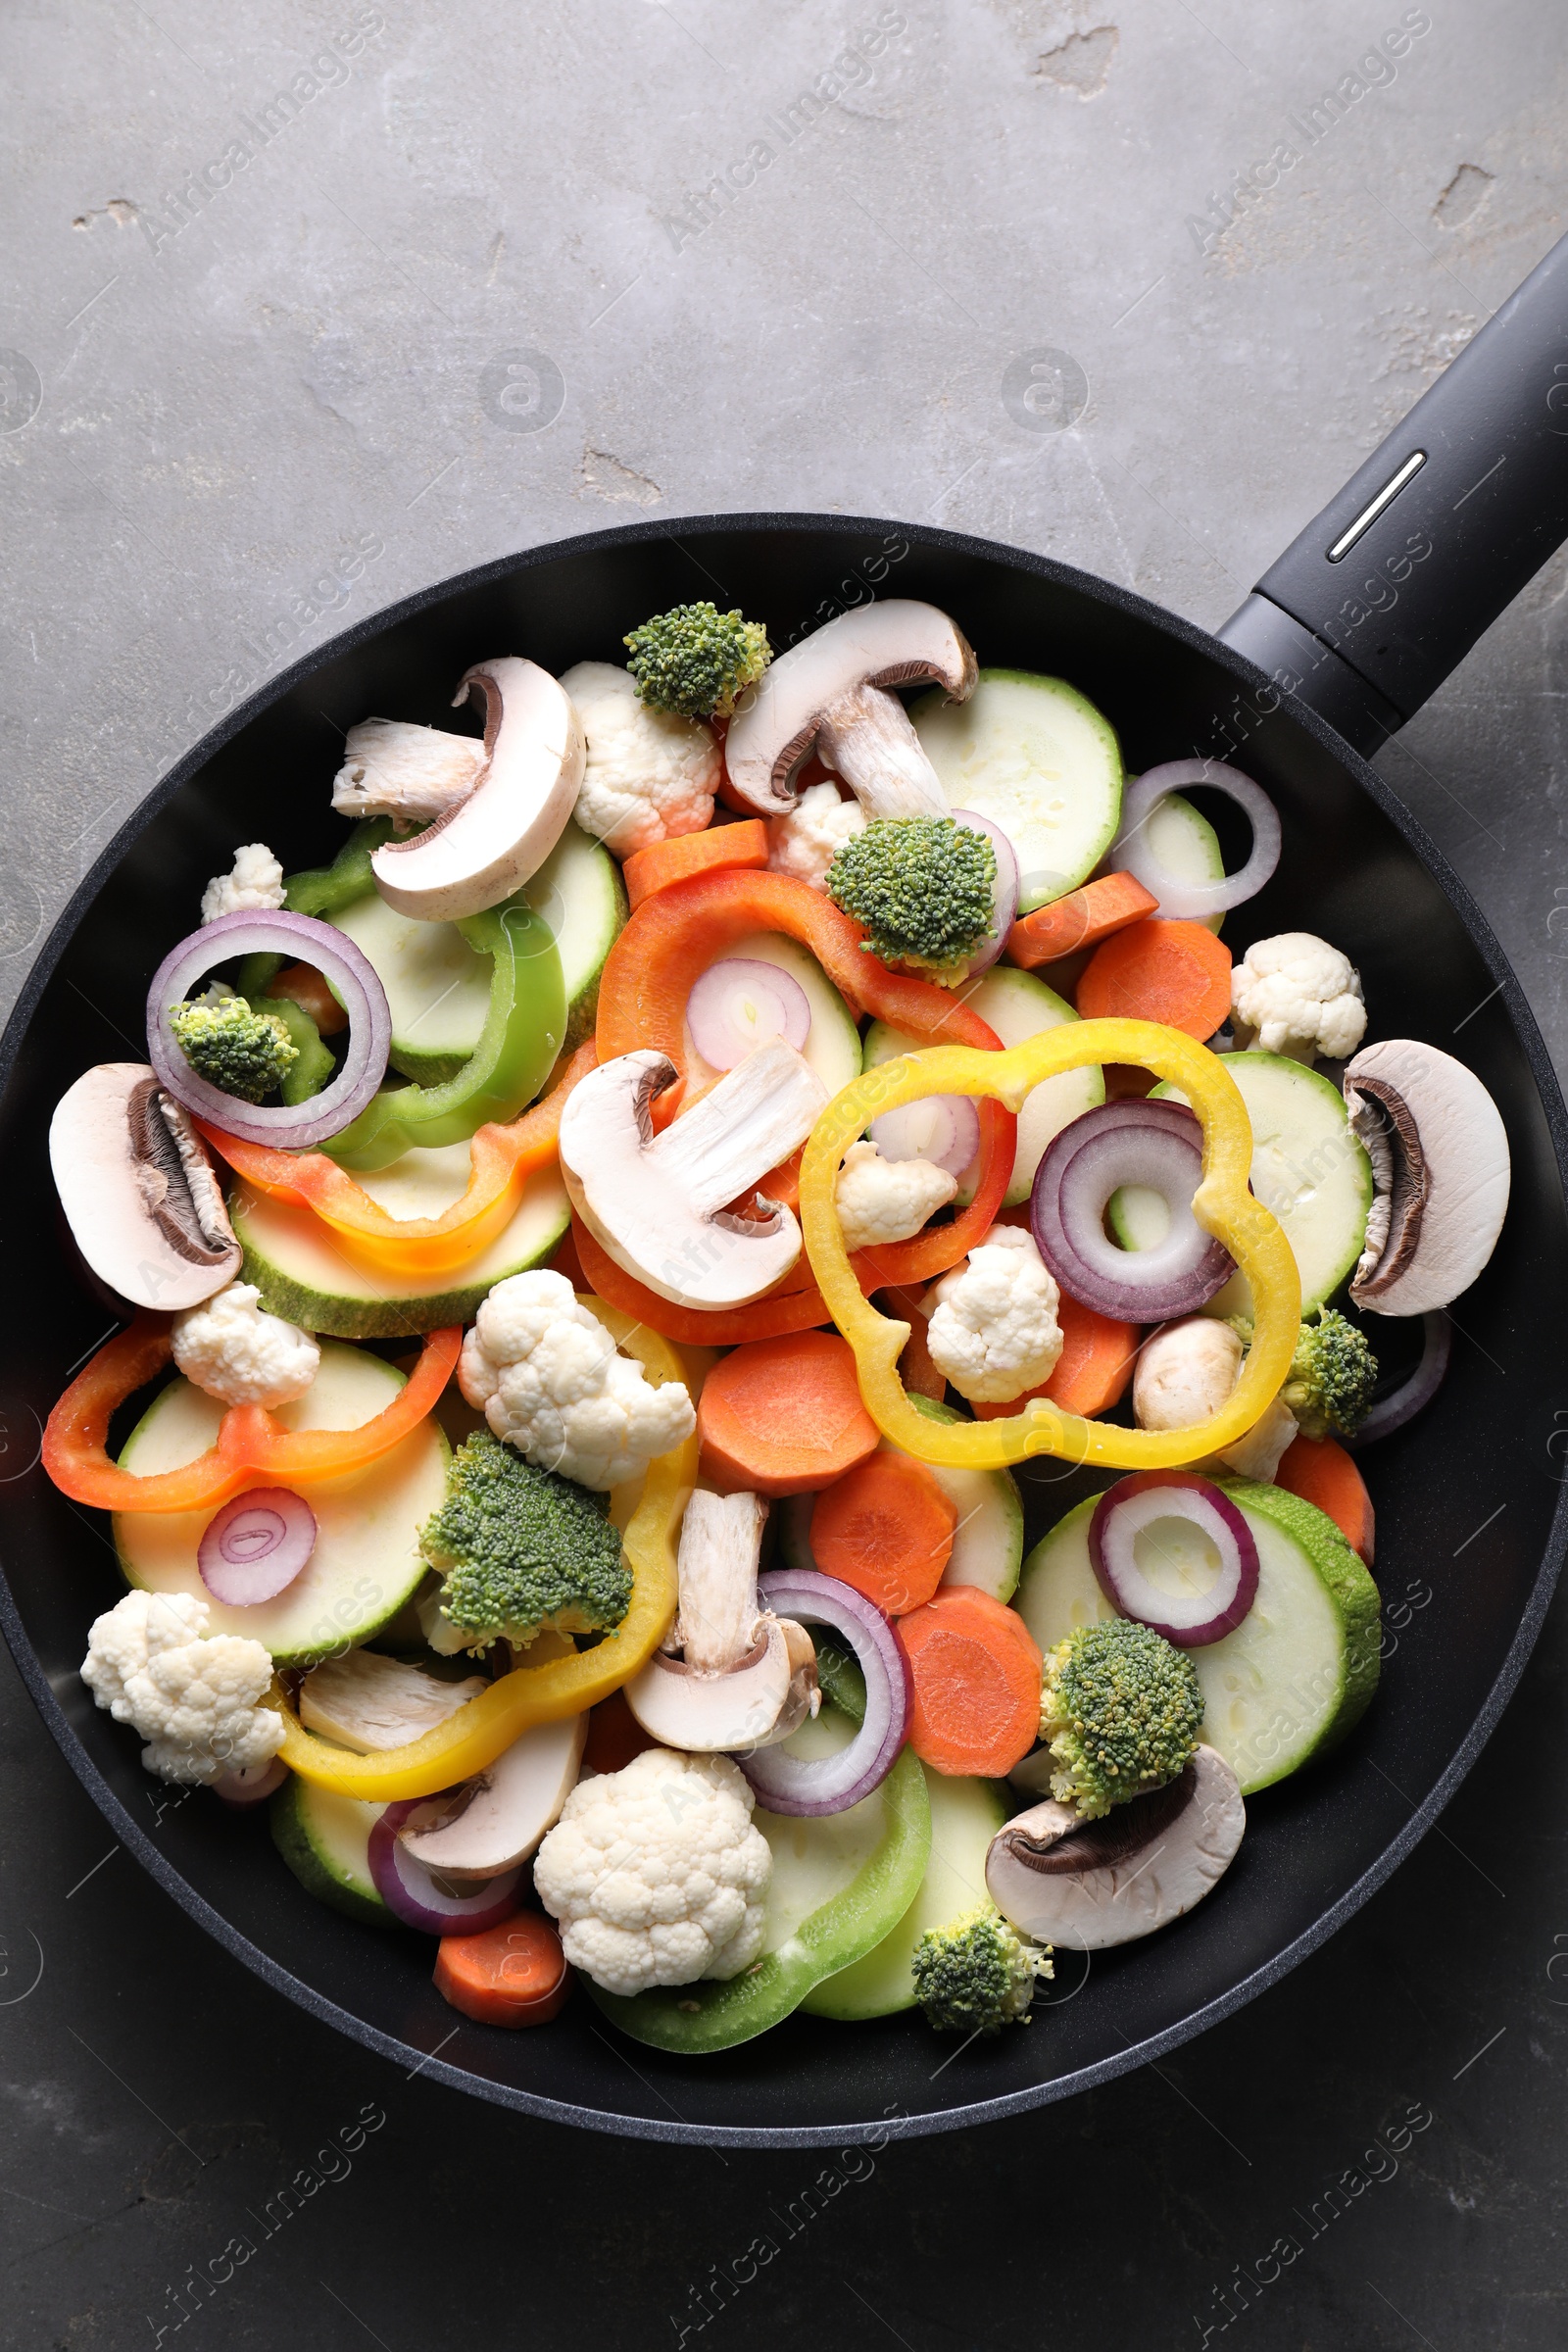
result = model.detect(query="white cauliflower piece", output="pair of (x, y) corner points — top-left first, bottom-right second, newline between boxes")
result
(80, 1590), (283, 1785)
(172, 1282), (319, 1409)
(533, 1747), (771, 1995)
(1230, 932), (1367, 1063)
(766, 779), (867, 892)
(1132, 1315), (1298, 1481)
(459, 1268), (695, 1490)
(835, 1139), (957, 1251)
(200, 843), (286, 925)
(561, 662), (719, 857)
(927, 1223), (1064, 1404)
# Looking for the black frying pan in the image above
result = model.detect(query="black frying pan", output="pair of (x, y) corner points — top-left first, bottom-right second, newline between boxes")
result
(5, 233), (1568, 2150)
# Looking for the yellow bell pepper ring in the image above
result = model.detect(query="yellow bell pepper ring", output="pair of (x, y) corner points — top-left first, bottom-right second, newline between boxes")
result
(270, 1305), (696, 1799)
(800, 1017), (1301, 1472)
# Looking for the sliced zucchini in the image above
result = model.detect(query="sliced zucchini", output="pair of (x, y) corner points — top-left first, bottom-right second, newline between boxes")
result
(115, 1343), (449, 1666)
(803, 1766), (1008, 2020)
(270, 1777), (392, 1927)
(230, 1163), (571, 1338)
(1152, 1051), (1373, 1314)
(911, 668), (1122, 912)
(683, 929), (861, 1101)
(862, 964), (1102, 1207)
(1141, 790), (1225, 934)
(1012, 1483), (1381, 1794)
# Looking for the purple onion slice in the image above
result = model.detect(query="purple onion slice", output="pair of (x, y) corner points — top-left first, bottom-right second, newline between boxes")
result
(868, 1089), (980, 1180)
(211, 1755), (288, 1807)
(951, 808), (1020, 977)
(147, 908), (391, 1148)
(686, 956), (812, 1069)
(740, 1570), (910, 1817)
(1090, 1470), (1259, 1647)
(1031, 1099), (1234, 1319)
(1111, 760), (1281, 919)
(198, 1486), (317, 1605)
(1347, 1310), (1449, 1447)
(369, 1799), (522, 1935)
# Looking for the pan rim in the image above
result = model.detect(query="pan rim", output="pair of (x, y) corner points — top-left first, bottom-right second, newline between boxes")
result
(6, 509), (1565, 2146)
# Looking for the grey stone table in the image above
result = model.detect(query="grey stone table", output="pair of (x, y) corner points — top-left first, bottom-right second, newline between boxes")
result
(2, 2), (1565, 2343)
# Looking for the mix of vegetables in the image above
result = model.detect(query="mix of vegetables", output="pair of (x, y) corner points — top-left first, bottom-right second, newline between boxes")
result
(48, 594), (1513, 2053)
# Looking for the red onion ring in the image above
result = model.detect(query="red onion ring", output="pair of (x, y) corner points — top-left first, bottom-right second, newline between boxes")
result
(1032, 1099), (1235, 1319)
(686, 956), (811, 1069)
(740, 1571), (910, 1817)
(1112, 760), (1281, 918)
(1089, 1470), (1259, 1646)
(1347, 1311), (1449, 1447)
(198, 1486), (318, 1605)
(868, 1089), (980, 1179)
(212, 1756), (288, 1807)
(369, 1799), (522, 1935)
(147, 909), (391, 1148)
(952, 808), (1019, 977)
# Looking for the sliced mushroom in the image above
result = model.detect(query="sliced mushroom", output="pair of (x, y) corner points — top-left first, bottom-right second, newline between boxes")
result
(623, 1490), (820, 1751)
(50, 1063), (241, 1311)
(559, 1042), (828, 1309)
(331, 717), (486, 829)
(370, 658), (585, 921)
(1344, 1039), (1511, 1314)
(396, 1711), (587, 1882)
(298, 1649), (487, 1751)
(724, 601), (977, 822)
(986, 1746), (1245, 1949)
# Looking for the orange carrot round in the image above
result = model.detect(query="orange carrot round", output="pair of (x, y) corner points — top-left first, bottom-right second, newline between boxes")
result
(698, 1331), (880, 1496)
(1006, 871), (1158, 970)
(621, 819), (768, 910)
(809, 1452), (957, 1615)
(898, 1588), (1043, 1777)
(434, 1914), (569, 2028)
(1076, 917), (1232, 1041)
(973, 1292), (1139, 1422)
(1274, 1433), (1376, 1564)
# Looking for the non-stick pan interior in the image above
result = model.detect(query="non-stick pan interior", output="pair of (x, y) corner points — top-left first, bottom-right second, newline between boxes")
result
(4, 518), (1564, 2144)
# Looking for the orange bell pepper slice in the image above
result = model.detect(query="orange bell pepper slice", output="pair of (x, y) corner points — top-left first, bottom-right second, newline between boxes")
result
(196, 1042), (597, 1280)
(43, 1315), (462, 1513)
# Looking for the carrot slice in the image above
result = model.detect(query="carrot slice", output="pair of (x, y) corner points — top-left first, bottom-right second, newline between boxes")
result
(810, 1452), (957, 1615)
(1006, 872), (1159, 970)
(898, 1588), (1043, 1777)
(1274, 1433), (1376, 1565)
(622, 820), (768, 909)
(1075, 917), (1233, 1041)
(698, 1331), (881, 1495)
(580, 1690), (659, 1777)
(972, 1292), (1140, 1422)
(434, 1913), (569, 2028)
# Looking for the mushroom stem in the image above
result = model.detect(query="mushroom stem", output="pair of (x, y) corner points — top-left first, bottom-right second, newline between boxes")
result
(676, 1491), (767, 1672)
(816, 681), (952, 821)
(331, 718), (486, 826)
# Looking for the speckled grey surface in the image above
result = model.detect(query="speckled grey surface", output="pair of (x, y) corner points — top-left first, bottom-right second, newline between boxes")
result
(3, 3), (1566, 2344)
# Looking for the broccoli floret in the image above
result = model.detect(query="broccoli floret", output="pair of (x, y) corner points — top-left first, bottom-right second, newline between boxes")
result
(910, 1904), (1053, 2034)
(1278, 1305), (1379, 1441)
(168, 992), (298, 1103)
(418, 1431), (631, 1651)
(825, 817), (997, 980)
(1040, 1619), (1204, 1820)
(623, 601), (771, 719)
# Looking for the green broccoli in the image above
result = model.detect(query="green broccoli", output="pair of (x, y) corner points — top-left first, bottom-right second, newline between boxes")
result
(910, 1904), (1053, 2035)
(1040, 1619), (1204, 1820)
(418, 1431), (631, 1651)
(168, 991), (298, 1103)
(825, 817), (997, 980)
(623, 601), (771, 719)
(1277, 1305), (1379, 1441)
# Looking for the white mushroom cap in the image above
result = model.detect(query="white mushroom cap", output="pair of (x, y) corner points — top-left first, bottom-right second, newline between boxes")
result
(1345, 1039), (1511, 1314)
(297, 1650), (487, 1751)
(50, 1063), (240, 1311)
(397, 1712), (587, 1882)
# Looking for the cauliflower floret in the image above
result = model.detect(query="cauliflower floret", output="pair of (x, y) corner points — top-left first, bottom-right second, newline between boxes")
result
(533, 1747), (772, 1995)
(80, 1590), (283, 1786)
(927, 1223), (1064, 1404)
(1230, 932), (1367, 1064)
(835, 1139), (957, 1251)
(171, 1282), (319, 1409)
(766, 779), (867, 893)
(459, 1268), (696, 1491)
(1132, 1314), (1298, 1481)
(561, 662), (720, 857)
(200, 843), (286, 925)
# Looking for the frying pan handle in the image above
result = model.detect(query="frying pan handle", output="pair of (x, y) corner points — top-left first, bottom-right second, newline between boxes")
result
(1219, 229), (1568, 755)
